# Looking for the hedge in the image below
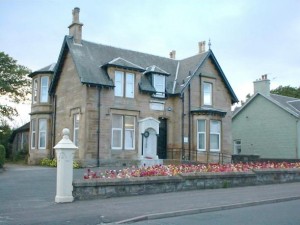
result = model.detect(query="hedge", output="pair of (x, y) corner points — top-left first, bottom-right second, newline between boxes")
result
(0, 145), (5, 168)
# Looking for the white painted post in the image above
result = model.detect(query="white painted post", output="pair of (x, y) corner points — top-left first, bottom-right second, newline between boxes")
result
(54, 128), (78, 203)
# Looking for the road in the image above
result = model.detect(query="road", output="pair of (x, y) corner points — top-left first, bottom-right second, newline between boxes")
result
(128, 199), (300, 225)
(1, 164), (300, 225)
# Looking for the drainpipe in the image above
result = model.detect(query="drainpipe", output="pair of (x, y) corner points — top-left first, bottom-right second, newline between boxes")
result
(97, 86), (101, 167)
(188, 83), (191, 161)
(51, 95), (57, 159)
(181, 92), (185, 160)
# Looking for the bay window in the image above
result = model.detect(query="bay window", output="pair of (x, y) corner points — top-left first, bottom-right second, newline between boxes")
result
(73, 114), (80, 147)
(38, 119), (47, 149)
(197, 120), (206, 151)
(31, 119), (36, 149)
(40, 76), (49, 103)
(210, 120), (221, 151)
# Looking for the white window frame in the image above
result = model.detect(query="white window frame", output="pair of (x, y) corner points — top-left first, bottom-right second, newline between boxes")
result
(125, 73), (134, 98)
(38, 119), (47, 149)
(153, 74), (165, 98)
(114, 71), (124, 97)
(203, 82), (212, 105)
(40, 76), (49, 103)
(114, 71), (135, 98)
(210, 120), (221, 152)
(234, 139), (242, 154)
(197, 120), (206, 151)
(112, 115), (123, 150)
(33, 78), (38, 104)
(124, 116), (135, 150)
(31, 119), (36, 149)
(73, 114), (80, 147)
(111, 115), (135, 150)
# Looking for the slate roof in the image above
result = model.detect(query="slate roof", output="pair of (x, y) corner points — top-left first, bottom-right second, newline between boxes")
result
(28, 63), (56, 77)
(233, 93), (300, 118)
(49, 35), (238, 103)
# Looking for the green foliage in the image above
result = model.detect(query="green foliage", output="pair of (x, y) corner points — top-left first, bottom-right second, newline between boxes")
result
(0, 51), (31, 120)
(0, 120), (12, 157)
(40, 158), (81, 169)
(0, 145), (6, 168)
(271, 85), (300, 98)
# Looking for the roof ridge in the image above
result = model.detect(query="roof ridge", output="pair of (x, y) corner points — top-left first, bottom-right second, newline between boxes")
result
(80, 38), (179, 62)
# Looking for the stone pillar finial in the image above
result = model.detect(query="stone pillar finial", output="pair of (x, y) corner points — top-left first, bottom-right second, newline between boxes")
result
(54, 128), (78, 203)
(62, 128), (70, 139)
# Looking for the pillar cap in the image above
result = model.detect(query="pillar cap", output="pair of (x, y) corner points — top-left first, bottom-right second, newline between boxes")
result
(54, 128), (78, 150)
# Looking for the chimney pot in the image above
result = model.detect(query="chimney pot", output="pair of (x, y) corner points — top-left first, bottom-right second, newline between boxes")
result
(198, 41), (206, 54)
(68, 7), (83, 44)
(72, 7), (80, 23)
(169, 50), (176, 59)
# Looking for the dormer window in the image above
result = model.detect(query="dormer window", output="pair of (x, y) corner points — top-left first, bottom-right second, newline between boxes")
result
(153, 74), (165, 98)
(114, 70), (135, 98)
(203, 82), (212, 105)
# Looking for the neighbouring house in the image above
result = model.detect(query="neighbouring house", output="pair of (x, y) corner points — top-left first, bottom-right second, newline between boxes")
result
(232, 75), (300, 160)
(9, 122), (30, 158)
(28, 7), (238, 166)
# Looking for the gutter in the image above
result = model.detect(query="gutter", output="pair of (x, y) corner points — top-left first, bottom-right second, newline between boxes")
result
(97, 87), (101, 167)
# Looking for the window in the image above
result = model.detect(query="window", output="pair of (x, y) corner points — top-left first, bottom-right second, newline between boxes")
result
(203, 82), (212, 105)
(112, 115), (135, 150)
(124, 116), (135, 149)
(234, 140), (241, 154)
(31, 119), (36, 149)
(40, 76), (49, 103)
(210, 120), (221, 151)
(126, 73), (134, 98)
(73, 114), (80, 147)
(114, 71), (134, 98)
(197, 120), (206, 151)
(33, 79), (38, 103)
(153, 74), (165, 98)
(38, 119), (47, 149)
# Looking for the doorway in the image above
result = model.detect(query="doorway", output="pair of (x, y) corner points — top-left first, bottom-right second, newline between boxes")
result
(157, 118), (167, 159)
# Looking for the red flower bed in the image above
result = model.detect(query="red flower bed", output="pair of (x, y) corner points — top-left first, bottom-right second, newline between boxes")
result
(83, 162), (300, 179)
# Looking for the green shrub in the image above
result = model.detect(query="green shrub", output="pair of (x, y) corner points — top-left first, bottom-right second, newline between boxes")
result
(40, 158), (81, 169)
(0, 145), (6, 168)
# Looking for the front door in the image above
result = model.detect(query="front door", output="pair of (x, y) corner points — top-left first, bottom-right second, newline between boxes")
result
(157, 118), (167, 159)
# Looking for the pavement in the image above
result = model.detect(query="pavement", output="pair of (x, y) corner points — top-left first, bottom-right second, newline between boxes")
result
(1, 163), (300, 225)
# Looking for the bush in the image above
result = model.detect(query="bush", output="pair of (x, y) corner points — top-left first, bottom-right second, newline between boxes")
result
(0, 145), (6, 168)
(40, 158), (81, 169)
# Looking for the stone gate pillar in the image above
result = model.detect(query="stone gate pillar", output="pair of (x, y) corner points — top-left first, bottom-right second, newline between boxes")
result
(54, 128), (78, 203)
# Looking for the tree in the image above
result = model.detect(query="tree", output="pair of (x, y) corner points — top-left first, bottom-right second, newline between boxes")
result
(0, 52), (31, 120)
(0, 120), (12, 158)
(271, 85), (300, 98)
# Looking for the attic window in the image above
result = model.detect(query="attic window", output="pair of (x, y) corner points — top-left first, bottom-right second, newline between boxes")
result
(152, 74), (165, 98)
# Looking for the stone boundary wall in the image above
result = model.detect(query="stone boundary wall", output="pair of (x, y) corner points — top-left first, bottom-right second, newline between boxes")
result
(73, 169), (300, 200)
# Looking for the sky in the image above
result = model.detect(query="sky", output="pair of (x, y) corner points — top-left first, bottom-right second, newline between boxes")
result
(1, 0), (300, 127)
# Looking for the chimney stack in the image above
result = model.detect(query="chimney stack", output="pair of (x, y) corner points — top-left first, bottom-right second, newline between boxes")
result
(68, 7), (83, 44)
(253, 74), (270, 96)
(198, 41), (206, 54)
(169, 50), (176, 59)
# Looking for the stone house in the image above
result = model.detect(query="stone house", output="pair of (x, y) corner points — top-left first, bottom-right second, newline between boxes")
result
(28, 8), (238, 166)
(9, 122), (30, 157)
(232, 75), (300, 160)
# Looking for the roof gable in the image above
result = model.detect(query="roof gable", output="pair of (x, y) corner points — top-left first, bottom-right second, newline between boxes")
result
(179, 50), (238, 104)
(233, 93), (300, 119)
